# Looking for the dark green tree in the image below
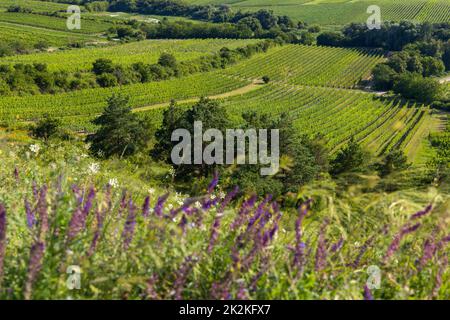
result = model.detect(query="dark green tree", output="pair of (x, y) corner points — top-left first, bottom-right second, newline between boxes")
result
(31, 114), (61, 141)
(87, 94), (150, 158)
(92, 58), (114, 75)
(330, 136), (366, 175)
(377, 150), (410, 177)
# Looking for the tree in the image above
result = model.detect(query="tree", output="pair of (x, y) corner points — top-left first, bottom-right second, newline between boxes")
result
(87, 94), (150, 158)
(393, 73), (443, 103)
(158, 53), (177, 69)
(330, 136), (366, 175)
(421, 56), (445, 77)
(316, 32), (345, 46)
(377, 150), (409, 177)
(372, 64), (397, 90)
(96, 73), (118, 87)
(92, 58), (114, 75)
(152, 97), (231, 180)
(152, 99), (184, 161)
(443, 42), (450, 71)
(31, 114), (61, 141)
(262, 75), (270, 83)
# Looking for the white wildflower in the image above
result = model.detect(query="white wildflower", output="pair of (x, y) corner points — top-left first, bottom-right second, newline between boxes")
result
(29, 144), (41, 154)
(109, 178), (119, 188)
(148, 188), (155, 194)
(87, 162), (100, 175)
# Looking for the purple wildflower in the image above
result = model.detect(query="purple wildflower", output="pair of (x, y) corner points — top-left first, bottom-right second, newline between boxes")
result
(207, 171), (219, 194)
(384, 222), (421, 263)
(88, 209), (104, 257)
(173, 255), (197, 300)
(24, 198), (35, 229)
(219, 186), (239, 213)
(363, 285), (374, 300)
(154, 193), (169, 218)
(13, 167), (19, 182)
(293, 199), (312, 268)
(142, 196), (150, 218)
(67, 187), (95, 242)
(0, 204), (6, 283)
(24, 241), (45, 300)
(410, 204), (432, 220)
(145, 274), (159, 300)
(418, 228), (439, 270)
(122, 199), (137, 249)
(230, 195), (256, 231)
(207, 213), (222, 253)
(351, 236), (375, 268)
(315, 219), (329, 272)
(331, 237), (344, 253)
(432, 253), (447, 298)
(236, 282), (249, 300)
(37, 185), (48, 239)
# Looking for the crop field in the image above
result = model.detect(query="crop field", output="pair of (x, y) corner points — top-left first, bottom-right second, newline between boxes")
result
(0, 39), (261, 72)
(0, 12), (115, 34)
(0, 72), (249, 130)
(217, 85), (430, 157)
(0, 21), (98, 47)
(0, 0), (71, 13)
(223, 45), (384, 88)
(186, 0), (450, 26)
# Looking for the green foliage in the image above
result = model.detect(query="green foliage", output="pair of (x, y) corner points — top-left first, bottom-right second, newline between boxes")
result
(87, 94), (151, 158)
(92, 58), (114, 75)
(376, 150), (410, 177)
(31, 114), (61, 141)
(330, 136), (367, 175)
(393, 73), (443, 103)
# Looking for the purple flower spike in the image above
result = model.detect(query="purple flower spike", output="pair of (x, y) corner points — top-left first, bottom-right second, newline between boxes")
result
(67, 187), (96, 242)
(24, 241), (45, 300)
(218, 186), (239, 213)
(173, 255), (197, 300)
(122, 199), (137, 249)
(0, 204), (6, 282)
(154, 193), (169, 218)
(207, 171), (219, 194)
(24, 198), (35, 229)
(410, 204), (432, 220)
(293, 199), (312, 268)
(142, 196), (150, 218)
(384, 222), (421, 263)
(363, 285), (374, 300)
(315, 219), (329, 272)
(37, 185), (48, 239)
(331, 237), (344, 253)
(13, 167), (19, 182)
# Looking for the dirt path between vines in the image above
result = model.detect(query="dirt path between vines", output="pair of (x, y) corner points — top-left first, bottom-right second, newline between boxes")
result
(439, 76), (450, 84)
(131, 80), (265, 113)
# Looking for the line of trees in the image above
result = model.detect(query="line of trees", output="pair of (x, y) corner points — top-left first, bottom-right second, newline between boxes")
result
(0, 40), (278, 95)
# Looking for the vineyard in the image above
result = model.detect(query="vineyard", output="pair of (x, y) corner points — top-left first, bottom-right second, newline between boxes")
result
(0, 72), (250, 130)
(0, 21), (98, 47)
(0, 12), (115, 34)
(208, 84), (431, 159)
(223, 45), (384, 88)
(0, 0), (71, 13)
(185, 0), (450, 26)
(1, 39), (261, 72)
